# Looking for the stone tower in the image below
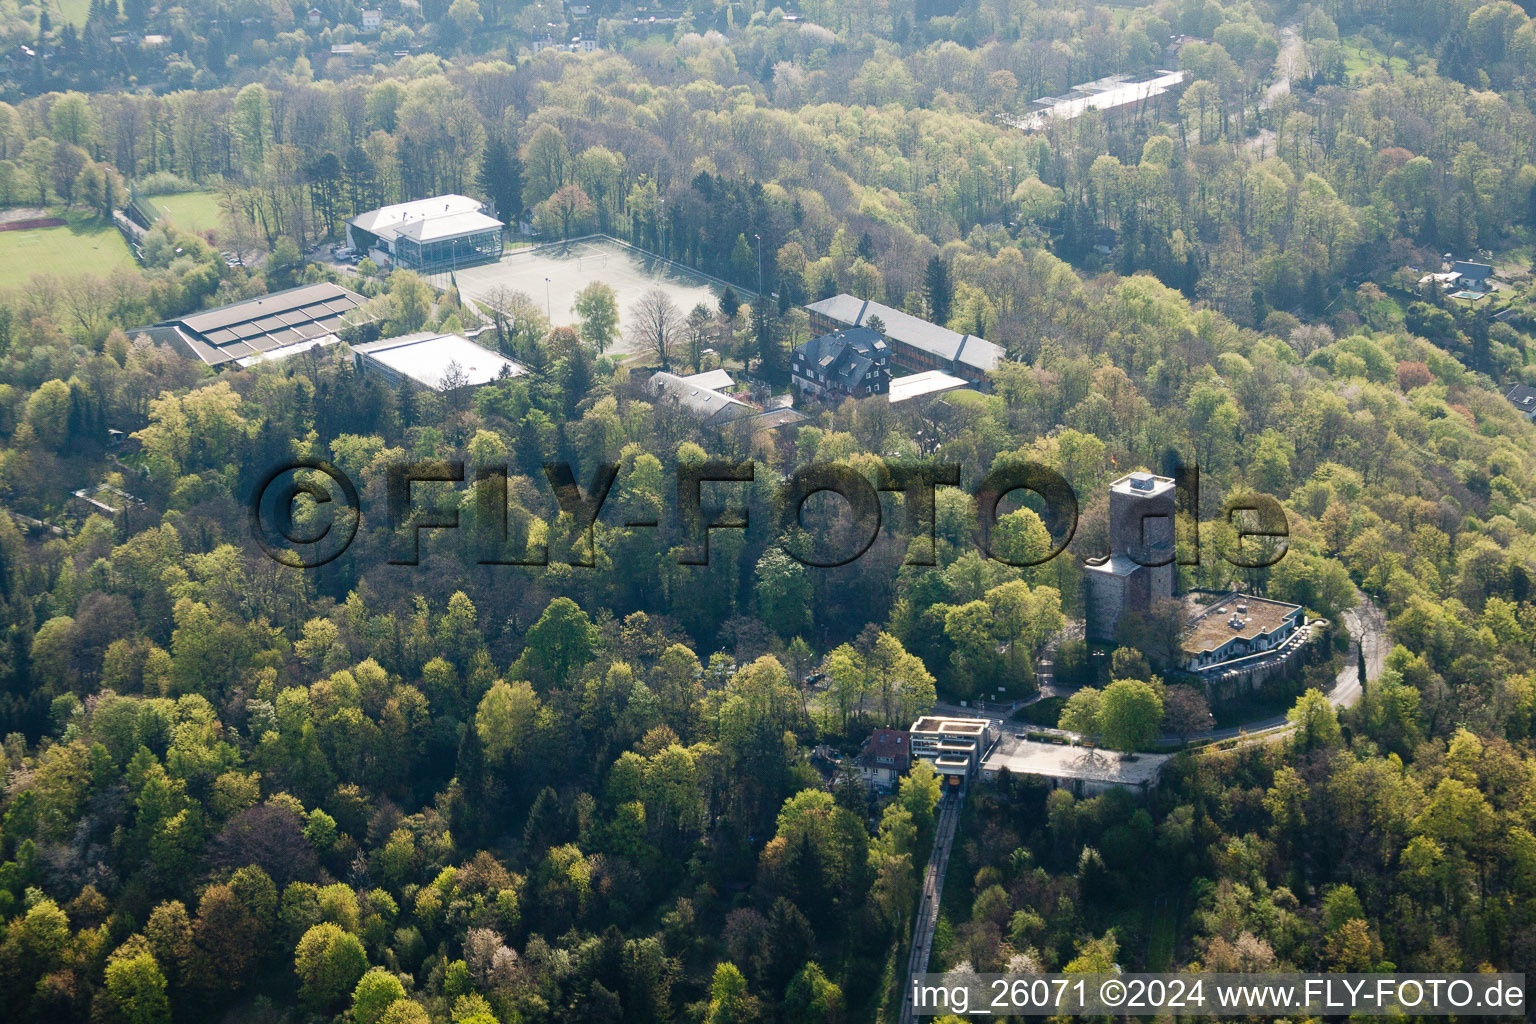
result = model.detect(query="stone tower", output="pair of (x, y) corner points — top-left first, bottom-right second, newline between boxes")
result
(1084, 472), (1176, 643)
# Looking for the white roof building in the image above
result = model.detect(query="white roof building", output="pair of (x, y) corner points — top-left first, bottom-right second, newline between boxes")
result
(348, 195), (489, 242)
(346, 195), (505, 271)
(679, 368), (736, 392)
(645, 371), (755, 427)
(981, 738), (1170, 795)
(888, 369), (972, 403)
(1007, 70), (1189, 131)
(353, 333), (526, 391)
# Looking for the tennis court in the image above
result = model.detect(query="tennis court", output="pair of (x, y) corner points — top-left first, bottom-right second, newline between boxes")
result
(446, 236), (745, 356)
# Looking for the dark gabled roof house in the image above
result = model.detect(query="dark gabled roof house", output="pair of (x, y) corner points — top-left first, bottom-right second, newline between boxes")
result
(1452, 260), (1493, 288)
(791, 326), (890, 399)
(804, 294), (1001, 386)
(1506, 383), (1536, 420)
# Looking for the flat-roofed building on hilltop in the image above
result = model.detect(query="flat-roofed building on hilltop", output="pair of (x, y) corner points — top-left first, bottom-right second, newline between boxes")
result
(347, 195), (504, 272)
(353, 333), (525, 392)
(1181, 592), (1309, 675)
(981, 738), (1170, 796)
(131, 282), (367, 368)
(804, 294), (1001, 387)
(909, 715), (994, 786)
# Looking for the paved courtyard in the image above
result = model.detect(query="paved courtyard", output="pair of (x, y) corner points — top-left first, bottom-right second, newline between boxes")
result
(446, 236), (739, 356)
(981, 734), (1171, 791)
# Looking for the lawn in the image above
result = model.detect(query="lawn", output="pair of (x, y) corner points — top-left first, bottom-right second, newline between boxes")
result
(53, 0), (90, 26)
(1013, 695), (1066, 728)
(1341, 38), (1410, 78)
(1145, 893), (1181, 970)
(152, 191), (223, 234)
(0, 211), (136, 288)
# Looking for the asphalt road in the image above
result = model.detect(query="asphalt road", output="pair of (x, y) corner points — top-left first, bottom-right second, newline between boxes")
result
(923, 592), (1387, 745)
(895, 594), (1387, 1012)
(1197, 591), (1386, 741)
(1248, 24), (1304, 157)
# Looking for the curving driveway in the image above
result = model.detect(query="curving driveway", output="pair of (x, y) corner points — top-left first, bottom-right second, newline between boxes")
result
(1198, 590), (1386, 742)
(930, 592), (1388, 744)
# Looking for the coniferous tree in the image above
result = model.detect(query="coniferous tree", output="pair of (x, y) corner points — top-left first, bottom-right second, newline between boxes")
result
(924, 255), (953, 325)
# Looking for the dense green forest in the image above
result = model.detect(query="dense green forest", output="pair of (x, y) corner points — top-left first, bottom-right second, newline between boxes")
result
(0, 1), (1532, 1023)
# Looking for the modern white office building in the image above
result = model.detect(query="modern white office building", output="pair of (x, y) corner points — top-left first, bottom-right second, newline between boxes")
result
(909, 715), (994, 786)
(1006, 70), (1189, 132)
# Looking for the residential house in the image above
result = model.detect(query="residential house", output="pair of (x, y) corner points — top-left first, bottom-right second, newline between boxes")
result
(804, 294), (1001, 386)
(1506, 383), (1536, 420)
(1451, 260), (1494, 292)
(790, 326), (890, 399)
(854, 729), (911, 791)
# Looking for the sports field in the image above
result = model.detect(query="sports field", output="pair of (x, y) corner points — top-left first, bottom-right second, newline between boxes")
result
(0, 212), (135, 287)
(449, 236), (744, 356)
(152, 191), (223, 233)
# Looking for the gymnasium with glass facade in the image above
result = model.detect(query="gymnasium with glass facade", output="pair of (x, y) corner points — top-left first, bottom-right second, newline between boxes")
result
(347, 195), (505, 272)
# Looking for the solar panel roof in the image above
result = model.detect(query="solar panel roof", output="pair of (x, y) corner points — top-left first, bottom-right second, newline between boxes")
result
(161, 282), (367, 366)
